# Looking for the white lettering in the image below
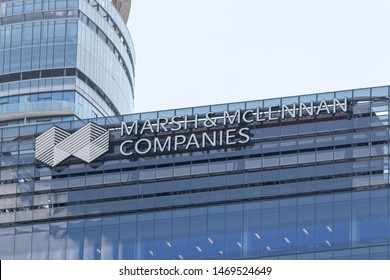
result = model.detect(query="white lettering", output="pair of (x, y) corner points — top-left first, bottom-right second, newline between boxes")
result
(174, 135), (186, 150)
(333, 97), (348, 113)
(202, 131), (217, 147)
(186, 134), (200, 149)
(299, 101), (314, 117)
(282, 103), (296, 119)
(184, 114), (198, 130)
(204, 112), (217, 127)
(223, 109), (241, 125)
(140, 119), (154, 134)
(154, 136), (171, 152)
(242, 110), (254, 123)
(121, 121), (138, 136)
(156, 117), (169, 133)
(226, 129), (237, 145)
(256, 107), (266, 122)
(171, 116), (182, 131)
(239, 128), (250, 144)
(268, 105), (279, 121)
(120, 140), (134, 156)
(118, 97), (349, 157)
(316, 99), (331, 115)
(134, 139), (152, 154)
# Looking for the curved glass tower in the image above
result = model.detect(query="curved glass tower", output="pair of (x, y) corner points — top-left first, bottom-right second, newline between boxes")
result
(0, 0), (135, 126)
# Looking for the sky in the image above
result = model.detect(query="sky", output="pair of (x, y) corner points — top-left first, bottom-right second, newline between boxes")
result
(128, 0), (390, 113)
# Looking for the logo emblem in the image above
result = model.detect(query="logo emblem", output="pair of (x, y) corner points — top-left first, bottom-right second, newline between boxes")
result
(35, 123), (109, 167)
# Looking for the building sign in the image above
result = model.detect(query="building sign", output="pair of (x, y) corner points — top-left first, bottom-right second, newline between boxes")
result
(119, 97), (348, 156)
(35, 97), (348, 166)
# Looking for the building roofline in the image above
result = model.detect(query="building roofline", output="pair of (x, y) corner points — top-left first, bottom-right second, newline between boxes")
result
(112, 0), (132, 23)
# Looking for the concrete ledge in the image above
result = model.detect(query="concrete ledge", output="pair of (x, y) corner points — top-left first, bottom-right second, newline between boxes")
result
(112, 0), (132, 23)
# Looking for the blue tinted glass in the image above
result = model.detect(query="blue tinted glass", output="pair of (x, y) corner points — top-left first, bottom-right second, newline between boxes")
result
(189, 208), (207, 259)
(49, 222), (67, 259)
(353, 88), (370, 98)
(264, 98), (280, 107)
(66, 220), (84, 259)
(243, 203), (261, 258)
(0, 228), (15, 260)
(11, 25), (22, 48)
(228, 102), (245, 111)
(372, 86), (388, 97)
(136, 213), (155, 259)
(297, 197), (315, 253)
(172, 210), (190, 260)
(83, 219), (102, 260)
(119, 216), (136, 260)
(370, 190), (388, 246)
(101, 217), (119, 260)
(315, 196), (333, 251)
(154, 212), (172, 259)
(261, 201), (279, 256)
(318, 92), (334, 101)
(207, 206), (225, 259)
(299, 94), (317, 102)
(32, 224), (49, 259)
(352, 192), (370, 247)
(225, 204), (243, 259)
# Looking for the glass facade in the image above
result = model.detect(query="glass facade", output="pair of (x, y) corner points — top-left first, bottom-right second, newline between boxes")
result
(0, 86), (390, 259)
(0, 0), (135, 126)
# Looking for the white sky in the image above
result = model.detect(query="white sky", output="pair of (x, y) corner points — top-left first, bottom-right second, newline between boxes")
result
(128, 0), (390, 113)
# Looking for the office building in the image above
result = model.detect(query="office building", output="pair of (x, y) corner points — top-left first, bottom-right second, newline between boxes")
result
(0, 86), (389, 259)
(0, 0), (135, 126)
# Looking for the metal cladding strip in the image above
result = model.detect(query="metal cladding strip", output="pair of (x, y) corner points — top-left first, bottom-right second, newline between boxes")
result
(73, 130), (109, 162)
(53, 147), (71, 167)
(36, 135), (70, 159)
(54, 123), (108, 163)
(35, 127), (69, 154)
(57, 129), (90, 156)
(36, 127), (70, 150)
(37, 150), (58, 165)
(35, 127), (70, 166)
(92, 130), (110, 149)
(73, 145), (93, 163)
(55, 123), (95, 154)
(89, 123), (108, 135)
(35, 129), (55, 155)
(88, 130), (110, 160)
(35, 133), (69, 157)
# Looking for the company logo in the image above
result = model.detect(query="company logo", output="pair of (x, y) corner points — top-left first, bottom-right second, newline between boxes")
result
(35, 123), (109, 167)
